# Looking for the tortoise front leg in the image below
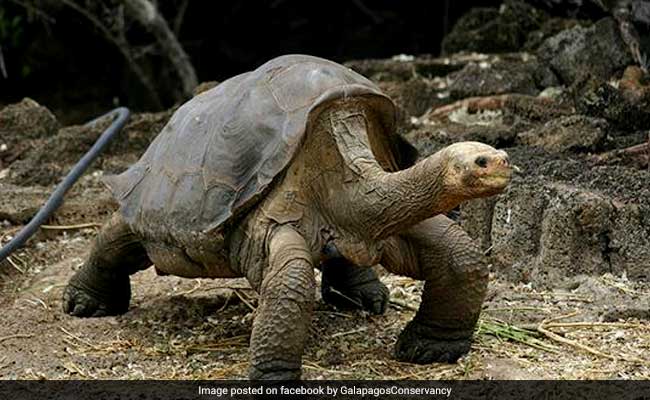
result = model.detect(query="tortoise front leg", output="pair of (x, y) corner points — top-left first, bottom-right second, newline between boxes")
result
(63, 212), (151, 317)
(248, 225), (315, 380)
(382, 215), (487, 363)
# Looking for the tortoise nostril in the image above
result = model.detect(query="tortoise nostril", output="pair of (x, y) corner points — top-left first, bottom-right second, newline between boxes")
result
(475, 156), (488, 168)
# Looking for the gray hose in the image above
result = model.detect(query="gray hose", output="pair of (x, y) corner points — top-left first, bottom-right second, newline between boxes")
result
(0, 107), (130, 263)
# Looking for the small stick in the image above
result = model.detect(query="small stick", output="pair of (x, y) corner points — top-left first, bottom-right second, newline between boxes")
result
(177, 279), (202, 296)
(545, 311), (579, 324)
(9, 252), (26, 267)
(483, 244), (494, 255)
(544, 322), (646, 329)
(0, 355), (8, 371)
(0, 226), (22, 239)
(303, 362), (356, 376)
(328, 287), (364, 309)
(536, 314), (648, 363)
(216, 292), (232, 313)
(316, 310), (354, 318)
(0, 333), (34, 343)
(619, 142), (649, 155)
(331, 327), (367, 338)
(427, 94), (512, 119)
(601, 276), (643, 295)
(483, 306), (551, 313)
(233, 289), (256, 312)
(62, 361), (91, 378)
(40, 222), (102, 230)
(389, 298), (418, 312)
(204, 284), (253, 291)
(22, 297), (49, 310)
(5, 256), (24, 274)
(537, 323), (616, 361)
(187, 335), (249, 352)
(59, 327), (98, 350)
(516, 292), (593, 302)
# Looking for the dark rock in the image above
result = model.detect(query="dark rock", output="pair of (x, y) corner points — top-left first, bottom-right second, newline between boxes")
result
(517, 115), (608, 152)
(345, 55), (474, 82)
(0, 98), (59, 168)
(378, 78), (446, 120)
(607, 198), (650, 279)
(502, 91), (575, 130)
(345, 58), (416, 82)
(406, 121), (516, 156)
(448, 60), (541, 99)
(459, 147), (650, 286)
(572, 74), (650, 130)
(0, 98), (58, 141)
(491, 182), (613, 285)
(7, 109), (173, 186)
(442, 0), (549, 55)
(524, 0), (606, 19)
(524, 17), (589, 51)
(0, 182), (116, 226)
(460, 197), (498, 251)
(526, 0), (650, 26)
(537, 17), (633, 85)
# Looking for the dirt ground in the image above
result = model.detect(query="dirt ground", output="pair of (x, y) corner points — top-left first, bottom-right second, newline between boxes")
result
(2, 0), (650, 381)
(0, 140), (649, 380)
(0, 218), (649, 380)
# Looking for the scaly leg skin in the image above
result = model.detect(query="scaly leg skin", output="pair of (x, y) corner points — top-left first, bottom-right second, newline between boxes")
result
(382, 215), (488, 364)
(63, 212), (151, 317)
(248, 225), (315, 380)
(321, 258), (389, 315)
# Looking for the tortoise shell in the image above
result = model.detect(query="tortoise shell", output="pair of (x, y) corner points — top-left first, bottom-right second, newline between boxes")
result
(104, 55), (415, 245)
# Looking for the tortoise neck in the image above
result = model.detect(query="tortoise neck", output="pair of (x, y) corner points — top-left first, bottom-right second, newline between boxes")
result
(326, 104), (460, 240)
(355, 151), (460, 240)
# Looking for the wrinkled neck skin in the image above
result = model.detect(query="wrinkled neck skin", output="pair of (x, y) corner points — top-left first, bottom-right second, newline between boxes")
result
(254, 101), (465, 269)
(230, 101), (471, 283)
(350, 152), (460, 240)
(323, 109), (458, 242)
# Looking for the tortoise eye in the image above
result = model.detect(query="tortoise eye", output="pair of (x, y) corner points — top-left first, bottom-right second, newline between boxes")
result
(475, 156), (488, 168)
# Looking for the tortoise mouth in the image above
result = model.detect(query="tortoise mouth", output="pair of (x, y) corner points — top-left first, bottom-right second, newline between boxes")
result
(475, 164), (515, 191)
(482, 172), (511, 186)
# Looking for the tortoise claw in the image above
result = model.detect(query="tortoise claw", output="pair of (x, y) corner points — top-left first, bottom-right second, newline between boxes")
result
(63, 266), (131, 318)
(63, 283), (128, 317)
(394, 320), (471, 364)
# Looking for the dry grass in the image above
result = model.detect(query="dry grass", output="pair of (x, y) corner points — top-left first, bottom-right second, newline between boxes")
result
(1, 224), (649, 380)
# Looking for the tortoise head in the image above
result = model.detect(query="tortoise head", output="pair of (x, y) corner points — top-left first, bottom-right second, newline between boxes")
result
(442, 141), (516, 199)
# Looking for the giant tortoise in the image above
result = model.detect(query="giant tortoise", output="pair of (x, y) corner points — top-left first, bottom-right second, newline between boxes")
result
(63, 54), (514, 379)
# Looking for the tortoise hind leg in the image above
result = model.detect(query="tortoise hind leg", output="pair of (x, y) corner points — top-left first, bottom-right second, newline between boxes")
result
(248, 225), (315, 380)
(63, 212), (151, 317)
(320, 258), (389, 315)
(382, 215), (487, 364)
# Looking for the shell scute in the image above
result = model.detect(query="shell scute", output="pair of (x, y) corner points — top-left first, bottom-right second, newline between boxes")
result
(104, 55), (395, 246)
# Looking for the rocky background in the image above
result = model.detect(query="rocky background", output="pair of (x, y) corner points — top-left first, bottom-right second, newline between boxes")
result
(0, 0), (648, 380)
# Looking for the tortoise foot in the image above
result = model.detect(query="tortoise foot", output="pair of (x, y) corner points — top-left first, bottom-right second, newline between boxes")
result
(321, 263), (389, 315)
(394, 321), (471, 364)
(249, 362), (301, 381)
(63, 267), (130, 317)
(322, 278), (389, 315)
